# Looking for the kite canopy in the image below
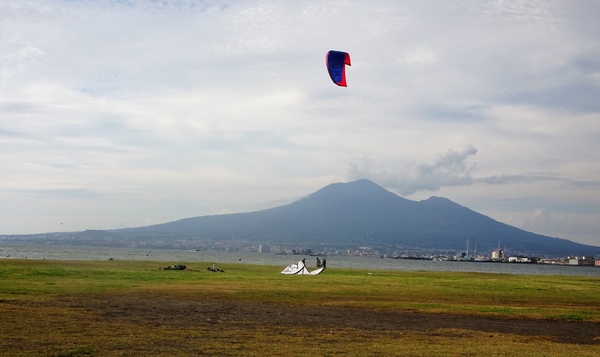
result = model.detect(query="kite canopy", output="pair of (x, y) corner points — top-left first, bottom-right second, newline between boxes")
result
(326, 50), (351, 87)
(281, 260), (325, 275)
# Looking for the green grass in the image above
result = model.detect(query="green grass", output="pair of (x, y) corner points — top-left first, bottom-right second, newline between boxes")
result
(1, 259), (599, 320)
(1, 259), (599, 356)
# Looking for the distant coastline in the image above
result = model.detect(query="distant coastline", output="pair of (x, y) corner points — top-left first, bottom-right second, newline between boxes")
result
(1, 243), (598, 277)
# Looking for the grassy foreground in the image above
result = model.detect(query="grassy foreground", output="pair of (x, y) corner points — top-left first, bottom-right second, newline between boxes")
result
(1, 259), (599, 356)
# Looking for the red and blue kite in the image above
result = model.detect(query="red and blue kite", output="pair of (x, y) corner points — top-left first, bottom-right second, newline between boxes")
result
(326, 50), (351, 87)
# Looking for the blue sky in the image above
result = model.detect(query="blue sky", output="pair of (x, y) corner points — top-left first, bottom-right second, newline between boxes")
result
(1, 0), (599, 247)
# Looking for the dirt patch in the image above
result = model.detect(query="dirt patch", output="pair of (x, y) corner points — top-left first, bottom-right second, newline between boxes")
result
(49, 295), (600, 345)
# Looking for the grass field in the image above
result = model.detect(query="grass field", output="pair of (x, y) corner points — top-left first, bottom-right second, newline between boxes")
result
(1, 259), (599, 356)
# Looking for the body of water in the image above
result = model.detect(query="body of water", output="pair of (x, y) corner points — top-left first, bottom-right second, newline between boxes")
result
(1, 244), (599, 277)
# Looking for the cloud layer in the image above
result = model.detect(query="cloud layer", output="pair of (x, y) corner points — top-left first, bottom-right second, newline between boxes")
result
(1, 0), (599, 247)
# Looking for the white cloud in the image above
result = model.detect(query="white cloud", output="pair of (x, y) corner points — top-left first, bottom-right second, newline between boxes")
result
(1, 0), (599, 248)
(494, 208), (600, 247)
(347, 145), (478, 195)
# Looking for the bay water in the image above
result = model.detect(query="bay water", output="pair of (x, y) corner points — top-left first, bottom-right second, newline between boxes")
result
(1, 243), (599, 277)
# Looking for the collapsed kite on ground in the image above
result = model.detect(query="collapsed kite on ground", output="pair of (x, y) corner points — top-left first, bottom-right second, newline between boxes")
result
(281, 260), (325, 275)
(326, 50), (351, 87)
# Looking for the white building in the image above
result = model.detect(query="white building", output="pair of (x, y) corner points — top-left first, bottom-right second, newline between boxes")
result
(258, 244), (270, 253)
(492, 249), (505, 259)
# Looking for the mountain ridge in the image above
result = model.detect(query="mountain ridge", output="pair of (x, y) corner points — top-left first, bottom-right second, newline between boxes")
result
(2, 180), (598, 257)
(110, 179), (598, 257)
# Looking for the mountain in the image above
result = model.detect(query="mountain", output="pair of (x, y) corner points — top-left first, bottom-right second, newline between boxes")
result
(3, 180), (598, 257)
(111, 179), (599, 257)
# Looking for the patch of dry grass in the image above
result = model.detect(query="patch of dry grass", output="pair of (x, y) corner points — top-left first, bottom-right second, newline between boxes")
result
(2, 301), (599, 357)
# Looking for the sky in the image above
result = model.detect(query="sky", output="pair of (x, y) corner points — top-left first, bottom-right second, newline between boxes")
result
(1, 0), (599, 247)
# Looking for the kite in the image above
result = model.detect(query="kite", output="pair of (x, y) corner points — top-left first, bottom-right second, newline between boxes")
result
(326, 50), (351, 87)
(281, 260), (325, 275)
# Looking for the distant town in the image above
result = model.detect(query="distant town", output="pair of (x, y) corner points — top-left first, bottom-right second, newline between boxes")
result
(1, 232), (599, 267)
(260, 245), (600, 267)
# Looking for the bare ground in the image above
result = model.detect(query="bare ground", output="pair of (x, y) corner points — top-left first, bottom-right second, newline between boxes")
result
(45, 295), (600, 345)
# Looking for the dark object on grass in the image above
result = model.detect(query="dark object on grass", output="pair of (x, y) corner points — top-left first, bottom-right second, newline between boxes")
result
(207, 264), (225, 272)
(162, 264), (187, 270)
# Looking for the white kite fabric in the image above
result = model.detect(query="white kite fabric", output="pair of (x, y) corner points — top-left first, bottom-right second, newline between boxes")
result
(281, 260), (325, 275)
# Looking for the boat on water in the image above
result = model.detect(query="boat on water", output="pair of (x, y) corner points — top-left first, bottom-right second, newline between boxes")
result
(394, 255), (434, 260)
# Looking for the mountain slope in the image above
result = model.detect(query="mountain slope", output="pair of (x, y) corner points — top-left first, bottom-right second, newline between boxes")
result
(115, 179), (600, 257)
